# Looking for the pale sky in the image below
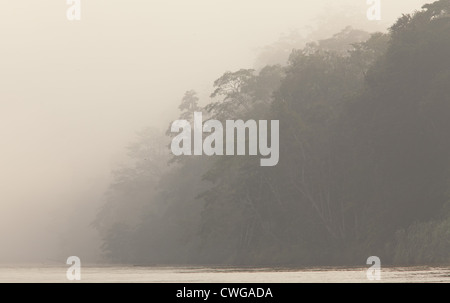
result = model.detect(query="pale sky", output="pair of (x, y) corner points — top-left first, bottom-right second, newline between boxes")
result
(0, 0), (431, 262)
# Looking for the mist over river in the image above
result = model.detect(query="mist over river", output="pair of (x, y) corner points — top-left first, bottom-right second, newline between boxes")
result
(2, 1), (450, 277)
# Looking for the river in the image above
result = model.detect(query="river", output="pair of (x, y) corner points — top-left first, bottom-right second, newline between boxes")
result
(0, 265), (449, 283)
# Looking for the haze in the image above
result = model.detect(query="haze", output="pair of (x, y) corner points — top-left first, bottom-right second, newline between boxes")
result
(0, 0), (431, 263)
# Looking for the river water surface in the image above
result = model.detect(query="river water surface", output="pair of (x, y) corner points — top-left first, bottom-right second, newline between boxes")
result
(0, 265), (449, 283)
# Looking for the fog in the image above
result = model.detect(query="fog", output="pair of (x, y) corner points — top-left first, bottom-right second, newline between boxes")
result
(0, 0), (431, 263)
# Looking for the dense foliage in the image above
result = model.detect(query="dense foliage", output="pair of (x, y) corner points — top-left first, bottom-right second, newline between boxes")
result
(95, 1), (450, 266)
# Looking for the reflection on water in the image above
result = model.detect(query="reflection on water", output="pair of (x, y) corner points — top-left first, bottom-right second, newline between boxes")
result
(0, 265), (449, 283)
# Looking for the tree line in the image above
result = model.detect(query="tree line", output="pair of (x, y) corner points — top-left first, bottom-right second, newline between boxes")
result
(94, 1), (450, 266)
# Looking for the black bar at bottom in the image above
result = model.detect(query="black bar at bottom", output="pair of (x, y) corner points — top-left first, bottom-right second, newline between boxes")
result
(0, 283), (444, 302)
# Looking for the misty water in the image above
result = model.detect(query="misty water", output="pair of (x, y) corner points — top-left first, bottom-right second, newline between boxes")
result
(0, 266), (449, 283)
(3, 1), (450, 279)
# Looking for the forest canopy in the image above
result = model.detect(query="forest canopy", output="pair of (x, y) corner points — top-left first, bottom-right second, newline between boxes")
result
(95, 0), (450, 266)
